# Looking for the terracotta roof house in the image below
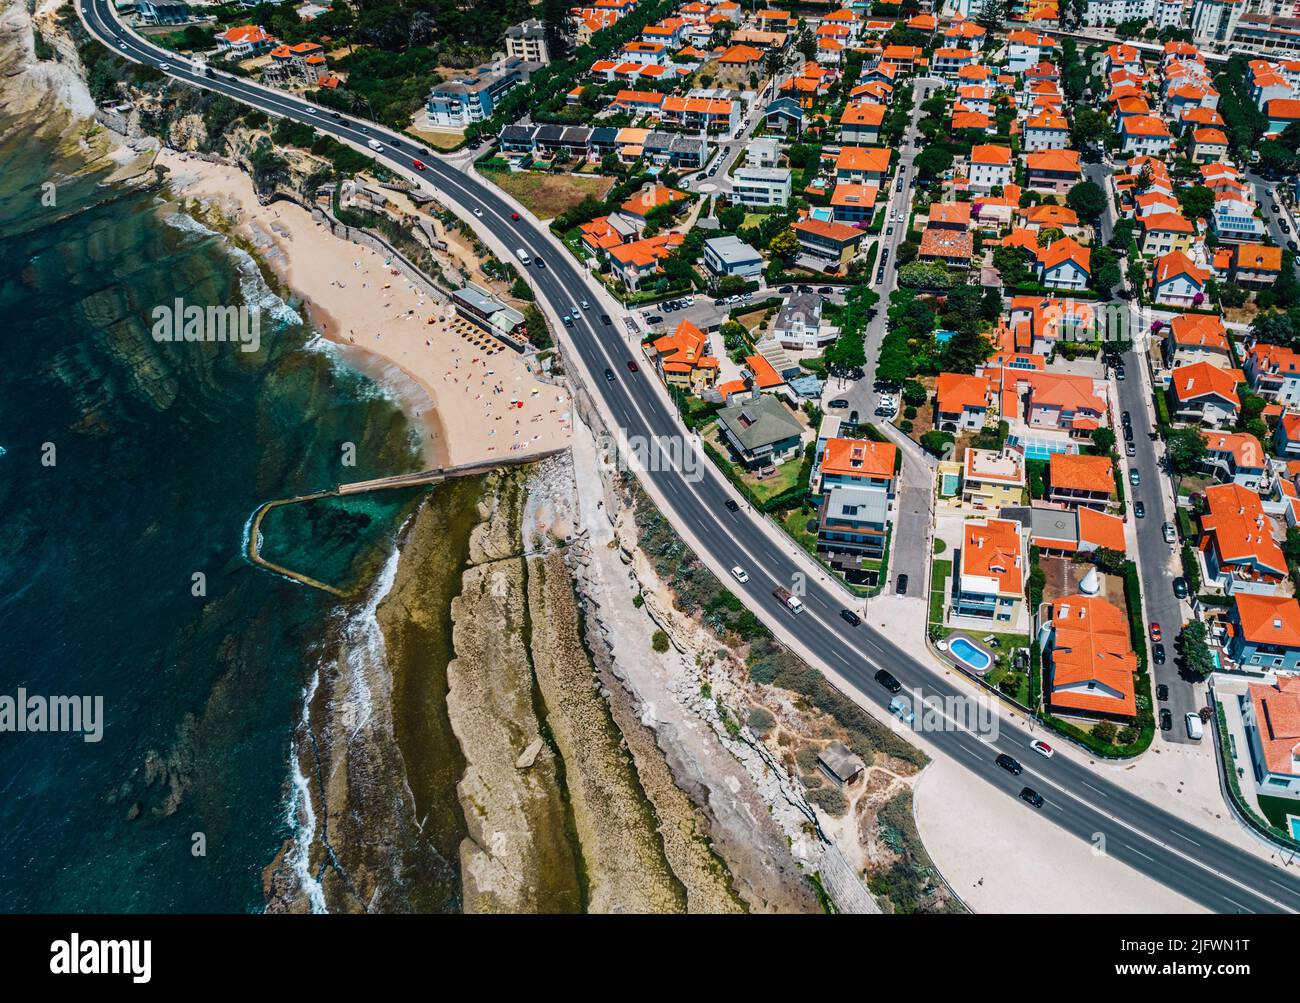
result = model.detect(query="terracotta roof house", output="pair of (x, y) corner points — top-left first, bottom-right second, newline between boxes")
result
(1169, 361), (1243, 427)
(1165, 314), (1232, 370)
(918, 228), (973, 268)
(954, 518), (1026, 621)
(1043, 595), (1138, 720)
(967, 144), (1014, 192)
(1036, 236), (1090, 291)
(1202, 430), (1269, 491)
(834, 144), (891, 183)
(1151, 251), (1211, 308)
(1231, 243), (1284, 288)
(839, 101), (885, 144)
(936, 372), (992, 432)
(791, 217), (864, 267)
(1199, 483), (1288, 594)
(1024, 149), (1082, 194)
(829, 183), (878, 224)
(1239, 676), (1300, 800)
(1229, 595), (1300, 672)
(1244, 342), (1300, 404)
(649, 319), (719, 391)
(1048, 453), (1114, 510)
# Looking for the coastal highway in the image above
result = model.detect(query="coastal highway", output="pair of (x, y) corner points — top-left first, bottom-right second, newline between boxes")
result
(79, 2), (1300, 913)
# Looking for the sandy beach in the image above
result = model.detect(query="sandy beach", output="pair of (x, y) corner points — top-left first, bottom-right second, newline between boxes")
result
(157, 149), (572, 468)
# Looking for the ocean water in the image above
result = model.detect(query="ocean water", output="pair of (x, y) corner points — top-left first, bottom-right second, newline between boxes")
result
(0, 117), (436, 912)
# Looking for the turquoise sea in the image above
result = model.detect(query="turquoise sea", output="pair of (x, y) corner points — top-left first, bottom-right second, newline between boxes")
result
(0, 116), (432, 911)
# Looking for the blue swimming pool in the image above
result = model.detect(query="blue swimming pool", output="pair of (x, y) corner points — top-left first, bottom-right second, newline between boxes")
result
(1009, 435), (1076, 463)
(941, 472), (960, 496)
(949, 636), (992, 672)
(1289, 816), (1300, 841)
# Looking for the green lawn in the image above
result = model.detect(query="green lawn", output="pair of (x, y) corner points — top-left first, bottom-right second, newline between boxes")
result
(929, 558), (952, 625)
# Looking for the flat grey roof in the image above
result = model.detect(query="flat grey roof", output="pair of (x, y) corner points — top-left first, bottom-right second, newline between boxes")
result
(717, 394), (803, 450)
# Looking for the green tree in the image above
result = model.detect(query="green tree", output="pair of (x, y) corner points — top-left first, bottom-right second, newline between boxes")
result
(769, 228), (799, 264)
(1066, 180), (1107, 220)
(1177, 185), (1215, 223)
(1166, 426), (1208, 475)
(1179, 621), (1216, 681)
(1090, 427), (1116, 455)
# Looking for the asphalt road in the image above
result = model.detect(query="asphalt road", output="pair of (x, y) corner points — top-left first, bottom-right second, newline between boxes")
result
(80, 3), (1300, 913)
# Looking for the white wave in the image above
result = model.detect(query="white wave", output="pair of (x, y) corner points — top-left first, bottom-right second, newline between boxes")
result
(161, 210), (303, 331)
(336, 545), (402, 740)
(284, 669), (327, 915)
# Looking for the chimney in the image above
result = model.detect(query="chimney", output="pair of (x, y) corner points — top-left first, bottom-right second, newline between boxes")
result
(1275, 618), (1283, 630)
(1186, 377), (1195, 391)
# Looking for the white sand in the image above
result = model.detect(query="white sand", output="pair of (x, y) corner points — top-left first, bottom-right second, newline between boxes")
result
(158, 150), (572, 469)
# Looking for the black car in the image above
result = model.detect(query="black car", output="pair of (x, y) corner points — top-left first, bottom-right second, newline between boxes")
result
(828, 398), (849, 409)
(724, 499), (739, 513)
(600, 313), (612, 325)
(996, 754), (1023, 776)
(779, 285), (793, 294)
(896, 573), (909, 595)
(1157, 683), (1169, 701)
(603, 368), (615, 382)
(535, 257), (546, 269)
(818, 286), (834, 294)
(1019, 787), (1044, 808)
(875, 669), (902, 694)
(1123, 425), (1133, 442)
(331, 112), (342, 121)
(1122, 410), (1131, 426)
(1153, 643), (1166, 665)
(1173, 577), (1188, 599)
(839, 608), (861, 626)
(1291, 240), (1299, 252)
(1134, 500), (1145, 518)
(647, 315), (663, 325)
(1160, 708), (1173, 731)
(563, 317), (573, 328)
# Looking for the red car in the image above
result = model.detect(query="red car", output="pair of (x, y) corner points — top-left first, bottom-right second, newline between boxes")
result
(412, 159), (426, 171)
(1149, 622), (1162, 642)
(626, 360), (639, 372)
(511, 212), (521, 221)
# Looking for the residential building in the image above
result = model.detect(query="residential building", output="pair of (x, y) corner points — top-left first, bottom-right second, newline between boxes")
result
(1200, 483), (1289, 594)
(1228, 594), (1300, 672)
(962, 448), (1026, 511)
(505, 18), (552, 64)
(1151, 251), (1211, 307)
(1037, 236), (1091, 290)
(1239, 677), (1300, 802)
(1202, 430), (1269, 490)
(1022, 110), (1071, 151)
(1025, 149), (1082, 194)
(715, 394), (804, 468)
(1120, 114), (1173, 155)
(426, 58), (535, 127)
(1165, 313), (1233, 369)
(1245, 342), (1300, 404)
(1041, 595), (1138, 720)
(834, 145), (891, 185)
(731, 167), (792, 207)
(968, 145), (1014, 192)
(773, 291), (828, 349)
(649, 319), (719, 392)
(839, 102), (886, 144)
(813, 438), (898, 557)
(954, 518), (1026, 622)
(1048, 453), (1115, 510)
(936, 372), (992, 432)
(1139, 212), (1196, 257)
(703, 235), (763, 278)
(216, 24), (275, 57)
(1169, 361), (1243, 426)
(830, 183), (878, 224)
(791, 217), (864, 267)
(1231, 243), (1284, 287)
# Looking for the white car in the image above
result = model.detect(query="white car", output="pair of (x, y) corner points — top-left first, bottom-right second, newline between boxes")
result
(159, 62), (171, 70)
(306, 108), (317, 115)
(473, 208), (483, 217)
(730, 566), (749, 584)
(1029, 739), (1054, 758)
(580, 300), (590, 310)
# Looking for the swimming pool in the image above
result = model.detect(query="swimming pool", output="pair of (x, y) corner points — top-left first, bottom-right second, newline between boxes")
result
(941, 472), (960, 496)
(1009, 435), (1077, 463)
(1289, 815), (1300, 841)
(949, 636), (992, 673)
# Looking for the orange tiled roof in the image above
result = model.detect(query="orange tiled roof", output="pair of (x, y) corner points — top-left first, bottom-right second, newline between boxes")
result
(1237, 594), (1300, 648)
(962, 518), (1024, 595)
(1049, 453), (1114, 494)
(970, 144), (1012, 165)
(821, 438), (897, 479)
(1201, 483), (1286, 574)
(1202, 430), (1266, 469)
(1170, 361), (1241, 406)
(936, 372), (989, 413)
(744, 354), (784, 388)
(1246, 676), (1300, 776)
(1048, 595), (1137, 717)
(1168, 313), (1229, 350)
